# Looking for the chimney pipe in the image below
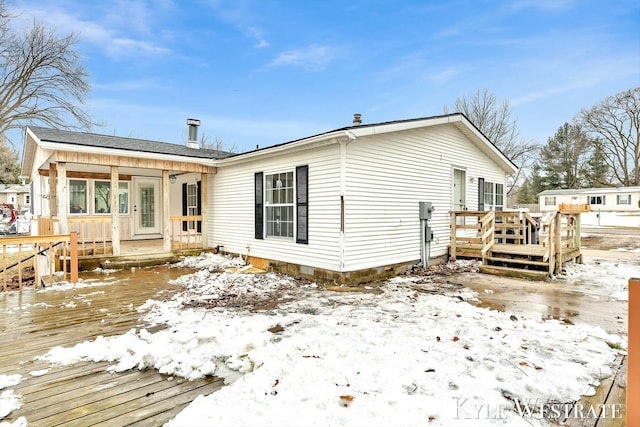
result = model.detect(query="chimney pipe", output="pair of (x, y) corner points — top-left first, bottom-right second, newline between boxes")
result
(353, 113), (362, 126)
(186, 118), (200, 149)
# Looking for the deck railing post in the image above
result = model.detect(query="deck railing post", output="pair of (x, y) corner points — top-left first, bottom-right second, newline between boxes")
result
(70, 232), (78, 284)
(450, 211), (457, 261)
(630, 277), (640, 427)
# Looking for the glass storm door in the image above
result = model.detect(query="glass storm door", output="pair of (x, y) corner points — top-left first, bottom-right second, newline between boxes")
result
(134, 178), (160, 235)
(453, 169), (466, 226)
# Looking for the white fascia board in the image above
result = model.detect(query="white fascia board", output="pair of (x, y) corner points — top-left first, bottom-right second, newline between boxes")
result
(215, 131), (348, 166)
(37, 140), (217, 167)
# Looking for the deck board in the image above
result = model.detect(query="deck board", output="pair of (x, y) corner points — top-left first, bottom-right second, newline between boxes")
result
(0, 266), (224, 426)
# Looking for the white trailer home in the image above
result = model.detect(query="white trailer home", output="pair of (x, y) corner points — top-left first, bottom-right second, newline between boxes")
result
(210, 113), (516, 282)
(22, 113), (517, 283)
(539, 186), (640, 212)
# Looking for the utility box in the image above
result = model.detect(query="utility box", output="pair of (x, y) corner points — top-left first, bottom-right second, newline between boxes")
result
(425, 226), (433, 242)
(419, 202), (434, 220)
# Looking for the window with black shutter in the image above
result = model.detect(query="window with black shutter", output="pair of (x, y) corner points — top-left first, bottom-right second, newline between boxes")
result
(296, 165), (308, 244)
(255, 172), (264, 239)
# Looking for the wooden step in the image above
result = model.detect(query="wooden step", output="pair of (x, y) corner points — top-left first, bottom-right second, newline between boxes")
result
(485, 256), (549, 267)
(479, 264), (549, 280)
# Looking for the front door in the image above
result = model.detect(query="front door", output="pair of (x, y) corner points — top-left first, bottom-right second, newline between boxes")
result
(133, 178), (161, 236)
(453, 168), (466, 227)
(453, 168), (466, 211)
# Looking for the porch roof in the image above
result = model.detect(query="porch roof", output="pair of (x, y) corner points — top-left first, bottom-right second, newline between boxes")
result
(28, 126), (233, 160)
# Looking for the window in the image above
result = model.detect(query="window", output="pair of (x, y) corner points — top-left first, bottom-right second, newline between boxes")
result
(94, 181), (128, 214)
(495, 183), (504, 210)
(69, 179), (87, 213)
(118, 182), (129, 214)
(187, 183), (198, 230)
(544, 196), (556, 206)
(24, 194), (30, 205)
(94, 181), (111, 214)
(484, 181), (494, 210)
(589, 196), (605, 205)
(265, 171), (294, 238)
(482, 181), (504, 210)
(617, 194), (631, 205)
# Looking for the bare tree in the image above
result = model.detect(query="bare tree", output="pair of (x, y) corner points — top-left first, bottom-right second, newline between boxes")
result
(577, 87), (640, 186)
(0, 134), (19, 183)
(445, 88), (539, 194)
(0, 1), (95, 142)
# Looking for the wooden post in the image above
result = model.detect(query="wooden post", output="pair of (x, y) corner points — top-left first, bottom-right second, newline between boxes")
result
(450, 211), (457, 261)
(201, 173), (208, 248)
(554, 212), (562, 274)
(630, 277), (640, 427)
(57, 162), (69, 234)
(111, 166), (121, 256)
(49, 163), (57, 218)
(70, 232), (78, 284)
(162, 170), (171, 252)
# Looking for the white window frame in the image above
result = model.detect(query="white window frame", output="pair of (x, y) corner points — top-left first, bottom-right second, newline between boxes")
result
(69, 179), (88, 214)
(616, 194), (631, 205)
(495, 183), (504, 210)
(118, 182), (129, 214)
(24, 194), (30, 205)
(265, 170), (295, 239)
(186, 182), (198, 230)
(544, 196), (556, 206)
(94, 180), (111, 215)
(589, 195), (605, 205)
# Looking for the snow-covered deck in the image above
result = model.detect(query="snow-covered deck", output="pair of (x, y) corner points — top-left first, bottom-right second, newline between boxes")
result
(0, 268), (223, 425)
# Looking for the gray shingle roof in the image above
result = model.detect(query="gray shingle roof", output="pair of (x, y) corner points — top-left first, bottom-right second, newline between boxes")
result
(29, 126), (234, 160)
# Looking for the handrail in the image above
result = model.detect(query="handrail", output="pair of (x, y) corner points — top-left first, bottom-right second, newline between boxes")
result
(479, 211), (495, 258)
(170, 215), (203, 250)
(1, 233), (78, 291)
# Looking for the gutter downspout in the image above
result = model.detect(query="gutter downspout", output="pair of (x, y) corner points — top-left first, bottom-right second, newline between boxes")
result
(339, 131), (356, 272)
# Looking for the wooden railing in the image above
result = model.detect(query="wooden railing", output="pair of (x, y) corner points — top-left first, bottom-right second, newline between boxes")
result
(1, 233), (78, 291)
(68, 217), (112, 255)
(38, 216), (112, 255)
(479, 210), (495, 264)
(170, 215), (203, 250)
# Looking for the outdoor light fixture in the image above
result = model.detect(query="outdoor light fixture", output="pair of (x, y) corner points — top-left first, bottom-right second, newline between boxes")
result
(169, 174), (177, 184)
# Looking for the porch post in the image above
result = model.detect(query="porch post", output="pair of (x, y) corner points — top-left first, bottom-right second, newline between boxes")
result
(201, 173), (208, 248)
(110, 166), (120, 255)
(162, 170), (171, 252)
(49, 163), (57, 220)
(57, 162), (69, 234)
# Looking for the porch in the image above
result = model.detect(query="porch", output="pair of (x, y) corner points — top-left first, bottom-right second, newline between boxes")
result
(449, 209), (584, 279)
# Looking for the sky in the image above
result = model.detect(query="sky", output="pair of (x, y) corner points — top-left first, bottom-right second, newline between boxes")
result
(6, 0), (640, 154)
(1, 248), (634, 426)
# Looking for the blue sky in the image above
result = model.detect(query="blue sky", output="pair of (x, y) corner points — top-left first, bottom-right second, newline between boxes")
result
(7, 0), (640, 154)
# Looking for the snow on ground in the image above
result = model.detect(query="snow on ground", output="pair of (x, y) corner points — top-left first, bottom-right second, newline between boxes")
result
(16, 254), (624, 426)
(558, 258), (637, 301)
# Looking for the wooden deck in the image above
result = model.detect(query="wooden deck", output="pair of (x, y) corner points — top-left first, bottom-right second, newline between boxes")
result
(450, 210), (583, 279)
(0, 267), (224, 426)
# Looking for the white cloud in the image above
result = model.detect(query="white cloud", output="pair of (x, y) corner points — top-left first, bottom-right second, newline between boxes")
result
(9, 2), (172, 59)
(269, 44), (344, 71)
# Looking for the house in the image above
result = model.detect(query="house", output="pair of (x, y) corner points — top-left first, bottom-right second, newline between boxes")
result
(539, 186), (640, 212)
(21, 113), (517, 283)
(0, 183), (31, 209)
(538, 186), (640, 227)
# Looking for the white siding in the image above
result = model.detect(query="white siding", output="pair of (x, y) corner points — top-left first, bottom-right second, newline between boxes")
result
(209, 144), (343, 271)
(343, 125), (507, 271)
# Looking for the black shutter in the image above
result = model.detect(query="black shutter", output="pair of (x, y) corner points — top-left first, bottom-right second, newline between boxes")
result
(182, 183), (188, 231)
(296, 165), (308, 244)
(196, 180), (202, 233)
(478, 178), (485, 211)
(255, 172), (264, 239)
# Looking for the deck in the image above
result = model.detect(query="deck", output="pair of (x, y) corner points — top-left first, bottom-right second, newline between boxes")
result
(0, 267), (224, 426)
(450, 210), (583, 279)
